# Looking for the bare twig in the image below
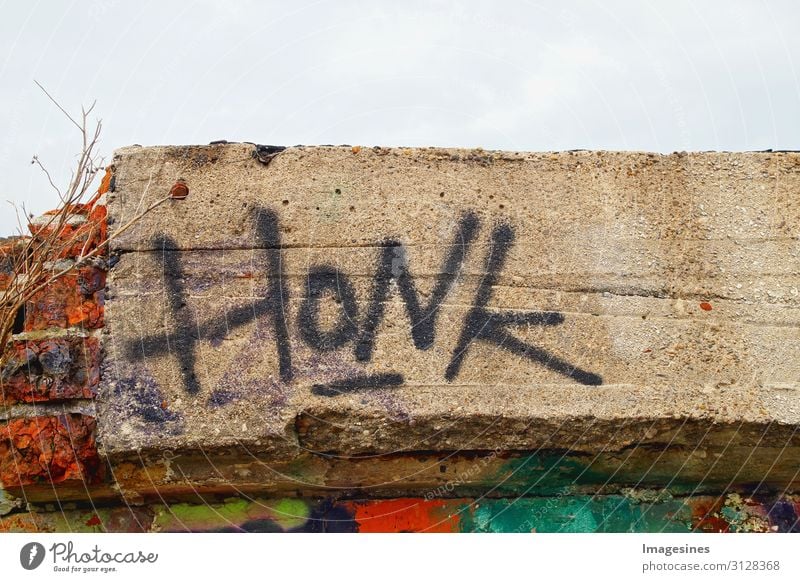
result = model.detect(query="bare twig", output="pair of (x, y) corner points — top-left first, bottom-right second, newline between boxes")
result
(31, 155), (64, 200)
(0, 86), (168, 372)
(34, 80), (82, 132)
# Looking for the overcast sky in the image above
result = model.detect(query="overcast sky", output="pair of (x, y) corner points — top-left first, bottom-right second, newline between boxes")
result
(0, 0), (798, 235)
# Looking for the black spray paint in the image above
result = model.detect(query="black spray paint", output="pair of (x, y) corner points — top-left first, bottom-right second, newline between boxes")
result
(157, 234), (200, 394)
(311, 373), (404, 397)
(355, 212), (479, 361)
(444, 224), (602, 385)
(253, 209), (293, 382)
(125, 206), (602, 400)
(298, 266), (359, 351)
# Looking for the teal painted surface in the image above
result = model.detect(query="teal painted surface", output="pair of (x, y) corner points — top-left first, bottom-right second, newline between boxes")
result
(460, 496), (693, 533)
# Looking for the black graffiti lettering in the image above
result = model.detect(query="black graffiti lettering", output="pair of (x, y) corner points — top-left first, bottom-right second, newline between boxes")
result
(124, 206), (603, 401)
(129, 209), (293, 392)
(311, 373), (404, 397)
(355, 212), (480, 362)
(129, 297), (275, 383)
(156, 234), (200, 394)
(444, 223), (603, 386)
(253, 208), (293, 382)
(298, 266), (359, 351)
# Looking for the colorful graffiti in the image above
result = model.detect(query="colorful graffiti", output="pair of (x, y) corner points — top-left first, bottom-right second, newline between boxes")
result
(1, 494), (798, 533)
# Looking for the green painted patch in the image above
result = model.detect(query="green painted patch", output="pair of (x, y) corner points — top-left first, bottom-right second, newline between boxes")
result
(264, 498), (310, 530)
(153, 497), (313, 532)
(155, 498), (255, 531)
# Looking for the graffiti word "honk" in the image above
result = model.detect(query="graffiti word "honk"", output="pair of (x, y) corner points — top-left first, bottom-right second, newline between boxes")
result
(125, 207), (602, 399)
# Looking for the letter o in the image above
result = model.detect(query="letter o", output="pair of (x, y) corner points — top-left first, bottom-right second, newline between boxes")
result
(298, 266), (358, 351)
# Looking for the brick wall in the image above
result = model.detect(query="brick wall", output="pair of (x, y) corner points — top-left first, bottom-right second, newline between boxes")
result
(0, 170), (111, 491)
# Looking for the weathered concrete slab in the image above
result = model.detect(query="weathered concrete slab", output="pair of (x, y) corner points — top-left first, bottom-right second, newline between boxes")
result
(100, 144), (800, 465)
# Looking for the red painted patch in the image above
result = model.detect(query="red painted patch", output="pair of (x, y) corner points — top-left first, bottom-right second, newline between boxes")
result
(88, 204), (108, 251)
(345, 498), (459, 533)
(29, 214), (107, 260)
(85, 514), (102, 527)
(699, 301), (713, 311)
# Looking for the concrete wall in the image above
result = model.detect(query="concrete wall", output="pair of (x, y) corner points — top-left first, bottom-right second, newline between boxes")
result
(1, 145), (798, 532)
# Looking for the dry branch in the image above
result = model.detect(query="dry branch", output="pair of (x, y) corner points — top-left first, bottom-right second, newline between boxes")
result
(0, 88), (170, 371)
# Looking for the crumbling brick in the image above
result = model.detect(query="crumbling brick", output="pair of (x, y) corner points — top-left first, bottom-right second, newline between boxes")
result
(0, 414), (103, 487)
(24, 266), (105, 330)
(0, 336), (99, 404)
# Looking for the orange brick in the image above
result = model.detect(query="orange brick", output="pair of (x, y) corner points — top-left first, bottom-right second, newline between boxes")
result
(25, 267), (105, 330)
(0, 414), (103, 487)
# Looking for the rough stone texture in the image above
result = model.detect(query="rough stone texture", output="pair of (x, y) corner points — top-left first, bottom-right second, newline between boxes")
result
(98, 447), (798, 504)
(101, 144), (800, 472)
(0, 238), (20, 288)
(0, 237), (24, 335)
